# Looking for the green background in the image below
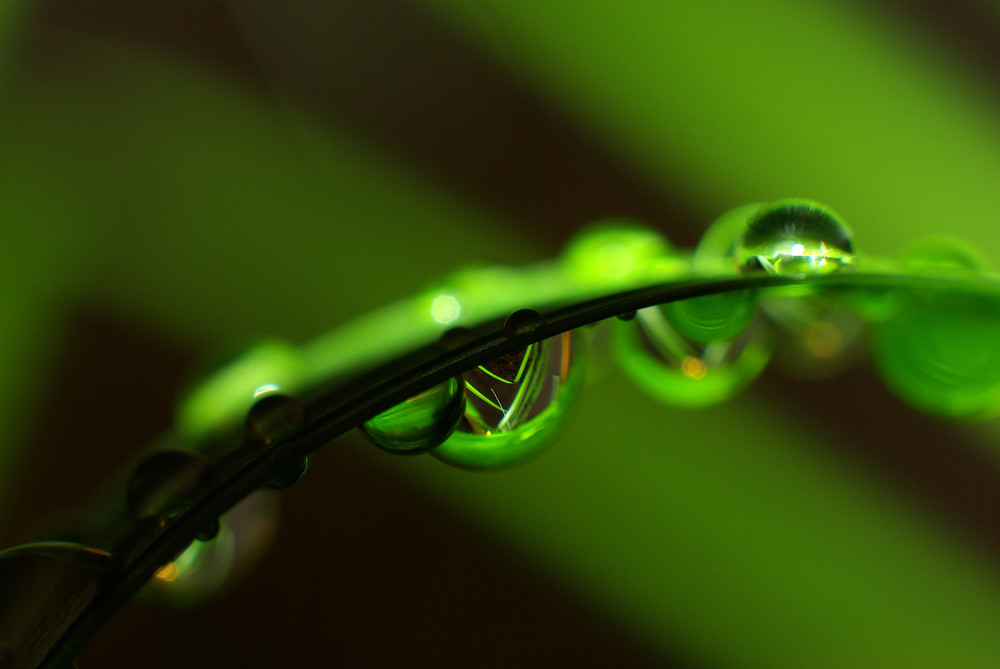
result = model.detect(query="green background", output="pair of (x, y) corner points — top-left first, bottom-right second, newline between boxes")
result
(4, 1), (1000, 666)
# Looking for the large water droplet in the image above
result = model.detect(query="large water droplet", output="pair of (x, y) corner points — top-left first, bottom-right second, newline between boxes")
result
(362, 377), (466, 454)
(143, 491), (278, 607)
(433, 331), (582, 469)
(873, 237), (1000, 418)
(735, 200), (853, 277)
(0, 542), (117, 665)
(614, 301), (770, 408)
(245, 393), (305, 444)
(127, 450), (207, 522)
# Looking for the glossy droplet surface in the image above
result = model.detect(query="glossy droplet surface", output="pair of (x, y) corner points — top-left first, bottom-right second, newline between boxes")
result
(143, 491), (278, 607)
(176, 339), (305, 439)
(665, 290), (757, 343)
(127, 450), (207, 522)
(363, 377), (466, 454)
(434, 331), (582, 470)
(245, 393), (305, 444)
(874, 238), (1000, 418)
(503, 308), (546, 336)
(266, 455), (310, 489)
(614, 301), (770, 408)
(735, 200), (853, 277)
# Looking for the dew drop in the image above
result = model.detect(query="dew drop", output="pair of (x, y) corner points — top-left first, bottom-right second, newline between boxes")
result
(196, 518), (221, 543)
(362, 377), (466, 454)
(433, 331), (582, 470)
(873, 238), (1000, 418)
(176, 339), (304, 440)
(245, 393), (305, 444)
(735, 200), (854, 277)
(143, 491), (278, 607)
(665, 290), (757, 343)
(127, 450), (207, 522)
(266, 456), (310, 489)
(616, 310), (637, 321)
(503, 308), (546, 337)
(614, 300), (771, 408)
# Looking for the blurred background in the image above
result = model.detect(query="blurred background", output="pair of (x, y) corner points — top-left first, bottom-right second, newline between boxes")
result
(4, 0), (1000, 666)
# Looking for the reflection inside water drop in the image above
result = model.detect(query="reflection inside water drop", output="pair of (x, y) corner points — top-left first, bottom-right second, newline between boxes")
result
(735, 200), (854, 277)
(433, 331), (581, 469)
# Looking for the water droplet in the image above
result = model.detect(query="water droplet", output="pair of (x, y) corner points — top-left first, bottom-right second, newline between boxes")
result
(433, 331), (583, 470)
(196, 519), (221, 543)
(176, 339), (304, 439)
(614, 300), (771, 408)
(127, 450), (207, 522)
(735, 200), (853, 277)
(873, 238), (1000, 417)
(616, 310), (637, 321)
(245, 393), (305, 444)
(503, 309), (546, 336)
(143, 491), (278, 607)
(265, 455), (310, 489)
(362, 377), (466, 454)
(664, 290), (758, 343)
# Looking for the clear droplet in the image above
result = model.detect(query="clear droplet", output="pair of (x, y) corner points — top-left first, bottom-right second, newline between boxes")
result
(665, 290), (757, 343)
(873, 238), (999, 418)
(433, 331), (582, 470)
(362, 377), (466, 454)
(616, 310), (637, 321)
(266, 455), (310, 489)
(503, 308), (546, 336)
(245, 393), (305, 444)
(127, 450), (207, 522)
(196, 518), (221, 543)
(735, 200), (854, 277)
(176, 339), (305, 440)
(143, 491), (278, 607)
(614, 301), (771, 408)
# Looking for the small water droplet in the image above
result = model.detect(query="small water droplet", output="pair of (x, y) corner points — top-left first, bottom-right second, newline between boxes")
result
(196, 518), (221, 543)
(142, 491), (278, 607)
(176, 339), (304, 440)
(503, 309), (546, 336)
(266, 455), (309, 489)
(434, 331), (582, 470)
(735, 200), (853, 277)
(127, 450), (207, 522)
(245, 394), (305, 444)
(616, 311), (637, 321)
(362, 378), (466, 454)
